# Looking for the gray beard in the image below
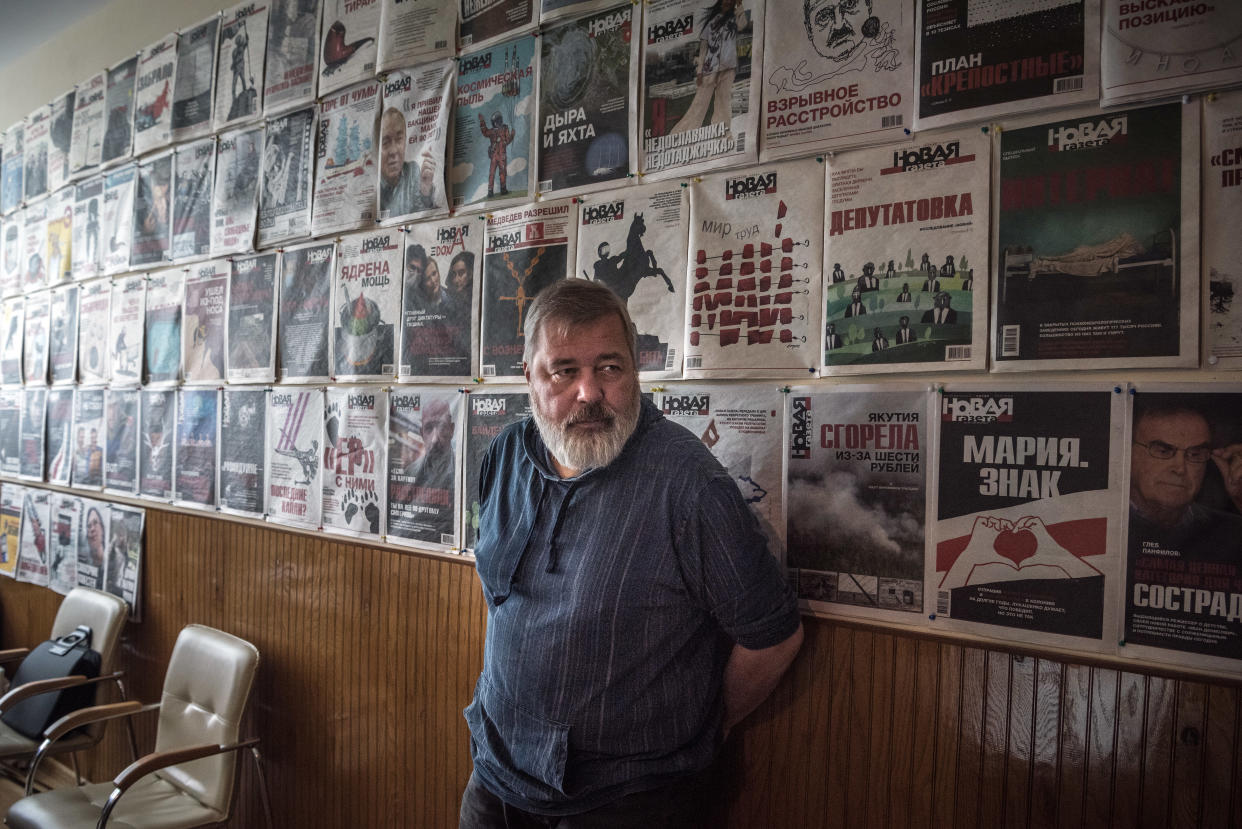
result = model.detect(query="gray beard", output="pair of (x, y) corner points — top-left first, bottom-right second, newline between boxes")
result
(532, 390), (641, 475)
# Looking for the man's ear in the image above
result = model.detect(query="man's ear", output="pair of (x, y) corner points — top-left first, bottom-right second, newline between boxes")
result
(522, 361), (531, 383)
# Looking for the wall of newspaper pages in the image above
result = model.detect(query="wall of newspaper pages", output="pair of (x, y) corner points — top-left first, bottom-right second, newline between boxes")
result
(0, 0), (1238, 675)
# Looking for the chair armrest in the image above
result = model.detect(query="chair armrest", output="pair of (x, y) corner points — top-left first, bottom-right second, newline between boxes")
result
(0, 648), (29, 665)
(0, 670), (127, 713)
(43, 700), (153, 744)
(112, 737), (261, 792)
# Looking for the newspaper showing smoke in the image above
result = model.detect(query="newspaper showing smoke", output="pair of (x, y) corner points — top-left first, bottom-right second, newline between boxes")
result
(0, 298), (23, 385)
(70, 73), (106, 178)
(0, 126), (22, 216)
(104, 387), (140, 494)
(451, 35), (537, 209)
(23, 103), (51, 202)
(823, 130), (988, 375)
(657, 384), (784, 555)
(377, 0), (456, 70)
(991, 102), (1199, 372)
(133, 33), (178, 156)
(109, 275), (145, 386)
(71, 386), (105, 489)
(264, 0), (321, 115)
(639, 0), (764, 177)
(536, 4), (637, 196)
(45, 388), (74, 485)
(399, 215), (482, 381)
(277, 241), (334, 382)
(1101, 3), (1241, 106)
(786, 385), (929, 622)
(102, 56), (137, 166)
(930, 385), (1123, 651)
(77, 279), (109, 385)
(22, 289), (49, 385)
(215, 1), (270, 131)
(174, 387), (219, 508)
(144, 268), (183, 385)
(914, 0), (1099, 131)
(267, 386), (324, 527)
(1204, 91), (1242, 370)
(48, 284), (78, 385)
(101, 164), (136, 275)
(318, 0), (381, 96)
(685, 157), (823, 377)
(387, 387), (460, 548)
(323, 386), (387, 537)
(16, 488), (51, 587)
(220, 386), (268, 516)
(18, 388), (47, 482)
(131, 153), (173, 267)
(211, 127), (261, 256)
(171, 138), (215, 262)
(574, 182), (688, 379)
(139, 389), (177, 499)
(0, 391), (19, 477)
(48, 494), (80, 595)
(47, 91), (75, 195)
(227, 252), (278, 382)
(459, 0), (535, 50)
(46, 187), (74, 286)
(481, 198), (577, 378)
(22, 200), (49, 292)
(173, 14), (221, 143)
(0, 484), (20, 578)
(333, 228), (401, 380)
(75, 497), (108, 590)
(461, 388), (529, 551)
(105, 504), (143, 616)
(311, 79), (381, 236)
(72, 177), (105, 280)
(183, 259), (229, 383)
(258, 106), (315, 246)
(1, 213), (21, 295)
(377, 61), (453, 224)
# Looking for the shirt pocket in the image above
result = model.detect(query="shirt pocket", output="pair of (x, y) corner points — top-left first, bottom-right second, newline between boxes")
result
(465, 674), (570, 797)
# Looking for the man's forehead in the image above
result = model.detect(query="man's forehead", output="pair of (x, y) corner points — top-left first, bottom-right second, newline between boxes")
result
(537, 316), (630, 359)
(1137, 411), (1210, 440)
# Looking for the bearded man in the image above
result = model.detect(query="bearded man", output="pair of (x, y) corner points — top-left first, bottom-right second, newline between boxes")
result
(460, 279), (802, 827)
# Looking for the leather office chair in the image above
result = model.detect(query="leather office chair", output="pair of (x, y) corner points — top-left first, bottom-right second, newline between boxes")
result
(0, 588), (131, 791)
(5, 624), (273, 829)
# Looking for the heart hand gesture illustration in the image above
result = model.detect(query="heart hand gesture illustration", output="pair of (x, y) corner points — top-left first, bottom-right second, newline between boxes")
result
(940, 514), (1101, 590)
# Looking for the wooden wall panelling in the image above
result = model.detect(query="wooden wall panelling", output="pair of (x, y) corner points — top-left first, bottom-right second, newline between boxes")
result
(1029, 657), (1063, 827)
(885, 635), (919, 829)
(1058, 662), (1091, 827)
(863, 632), (894, 828)
(1201, 684), (1240, 828)
(844, 628), (874, 826)
(1142, 675), (1177, 828)
(1004, 654), (1035, 829)
(979, 650), (1011, 827)
(905, 638), (939, 827)
(1113, 671), (1147, 828)
(954, 645), (987, 826)
(931, 641), (963, 825)
(1084, 666), (1118, 828)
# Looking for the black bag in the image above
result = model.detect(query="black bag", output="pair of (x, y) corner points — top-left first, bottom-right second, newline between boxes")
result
(1, 626), (101, 739)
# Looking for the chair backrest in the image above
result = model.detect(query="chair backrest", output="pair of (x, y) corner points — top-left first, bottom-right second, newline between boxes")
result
(49, 588), (129, 738)
(153, 624), (259, 816)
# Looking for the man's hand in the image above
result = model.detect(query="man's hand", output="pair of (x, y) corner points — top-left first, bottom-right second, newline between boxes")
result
(1213, 444), (1242, 514)
(721, 622), (803, 736)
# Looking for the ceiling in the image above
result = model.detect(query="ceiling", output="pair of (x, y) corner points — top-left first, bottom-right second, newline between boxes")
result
(0, 0), (114, 74)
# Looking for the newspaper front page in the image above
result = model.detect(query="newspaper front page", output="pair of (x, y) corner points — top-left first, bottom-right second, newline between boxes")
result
(103, 388), (139, 494)
(0, 485), (21, 579)
(24, 103), (51, 202)
(214, 1), (270, 131)
(131, 153), (173, 267)
(46, 187), (74, 286)
(332, 229), (402, 380)
(258, 106), (315, 247)
(101, 164), (136, 275)
(48, 494), (80, 595)
(377, 0), (456, 69)
(48, 284), (78, 385)
(174, 387), (219, 508)
(227, 252), (279, 383)
(77, 280), (109, 385)
(144, 268), (183, 385)
(459, 0), (534, 50)
(101, 56), (137, 167)
(263, 0), (321, 115)
(311, 80), (381, 236)
(377, 61), (453, 224)
(182, 259), (230, 383)
(172, 139), (215, 262)
(22, 201), (48, 293)
(323, 386), (387, 537)
(0, 126), (22, 216)
(16, 488), (51, 587)
(220, 387), (268, 516)
(266, 386), (324, 528)
(73, 497), (107, 591)
(72, 178), (105, 280)
(139, 389), (177, 499)
(387, 387), (461, 549)
(71, 387), (105, 489)
(400, 216), (481, 382)
(462, 387), (529, 551)
(317, 0), (380, 96)
(109, 275), (146, 387)
(0, 391), (20, 477)
(210, 127), (261, 256)
(278, 241), (334, 382)
(47, 91), (75, 195)
(133, 33), (178, 156)
(21, 290), (49, 385)
(18, 388), (47, 482)
(70, 73), (106, 178)
(173, 15), (221, 143)
(1204, 91), (1242, 369)
(45, 388), (74, 485)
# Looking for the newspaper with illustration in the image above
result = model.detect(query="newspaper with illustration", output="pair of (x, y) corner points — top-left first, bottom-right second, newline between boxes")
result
(173, 14), (221, 143)
(104, 387), (140, 494)
(323, 387), (387, 537)
(219, 387), (268, 517)
(760, 0), (912, 159)
(48, 494), (80, 595)
(0, 126), (22, 216)
(991, 102), (1199, 372)
(1, 213), (20, 295)
(0, 485), (20, 578)
(459, 0), (535, 49)
(929, 385), (1123, 652)
(109, 275), (145, 387)
(258, 106), (315, 247)
(0, 298), (23, 385)
(174, 387), (219, 509)
(377, 0), (456, 70)
(318, 0), (380, 96)
(70, 73), (106, 178)
(574, 182), (688, 379)
(74, 497), (108, 590)
(48, 284), (78, 385)
(462, 387), (529, 551)
(312, 80), (381, 236)
(133, 33), (178, 156)
(0, 391), (19, 477)
(45, 388), (74, 485)
(481, 198), (577, 378)
(451, 35), (538, 209)
(536, 4), (638, 196)
(278, 241), (335, 383)
(227, 252), (279, 383)
(387, 387), (461, 549)
(23, 103), (50, 202)
(105, 504), (143, 617)
(400, 216), (481, 382)
(685, 157), (823, 377)
(47, 92), (74, 195)
(22, 200), (48, 292)
(267, 386), (324, 528)
(1204, 91), (1242, 370)
(72, 177), (105, 280)
(914, 0), (1099, 131)
(211, 127), (261, 256)
(264, 0), (321, 115)
(639, 0), (764, 177)
(131, 153), (173, 268)
(140, 389), (177, 499)
(786, 385), (929, 622)
(16, 488), (51, 587)
(172, 138), (215, 262)
(22, 289), (49, 385)
(102, 56), (137, 166)
(18, 388), (47, 482)
(101, 164), (136, 275)
(823, 130), (988, 375)
(46, 187), (74, 285)
(144, 268), (183, 385)
(215, 0), (270, 131)
(77, 280), (109, 385)
(71, 387), (105, 489)
(332, 229), (401, 381)
(182, 259), (230, 383)
(377, 60), (453, 224)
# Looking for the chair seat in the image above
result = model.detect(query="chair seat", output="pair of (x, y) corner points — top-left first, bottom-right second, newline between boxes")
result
(0, 720), (96, 762)
(5, 776), (226, 829)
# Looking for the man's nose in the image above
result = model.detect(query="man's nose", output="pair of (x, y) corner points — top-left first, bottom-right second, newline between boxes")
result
(575, 371), (604, 403)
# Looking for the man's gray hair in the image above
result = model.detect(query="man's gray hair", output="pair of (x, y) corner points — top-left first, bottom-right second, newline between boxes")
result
(522, 279), (637, 366)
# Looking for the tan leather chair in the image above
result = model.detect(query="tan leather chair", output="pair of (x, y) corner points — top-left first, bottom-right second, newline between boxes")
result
(0, 588), (131, 790)
(4, 624), (273, 829)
